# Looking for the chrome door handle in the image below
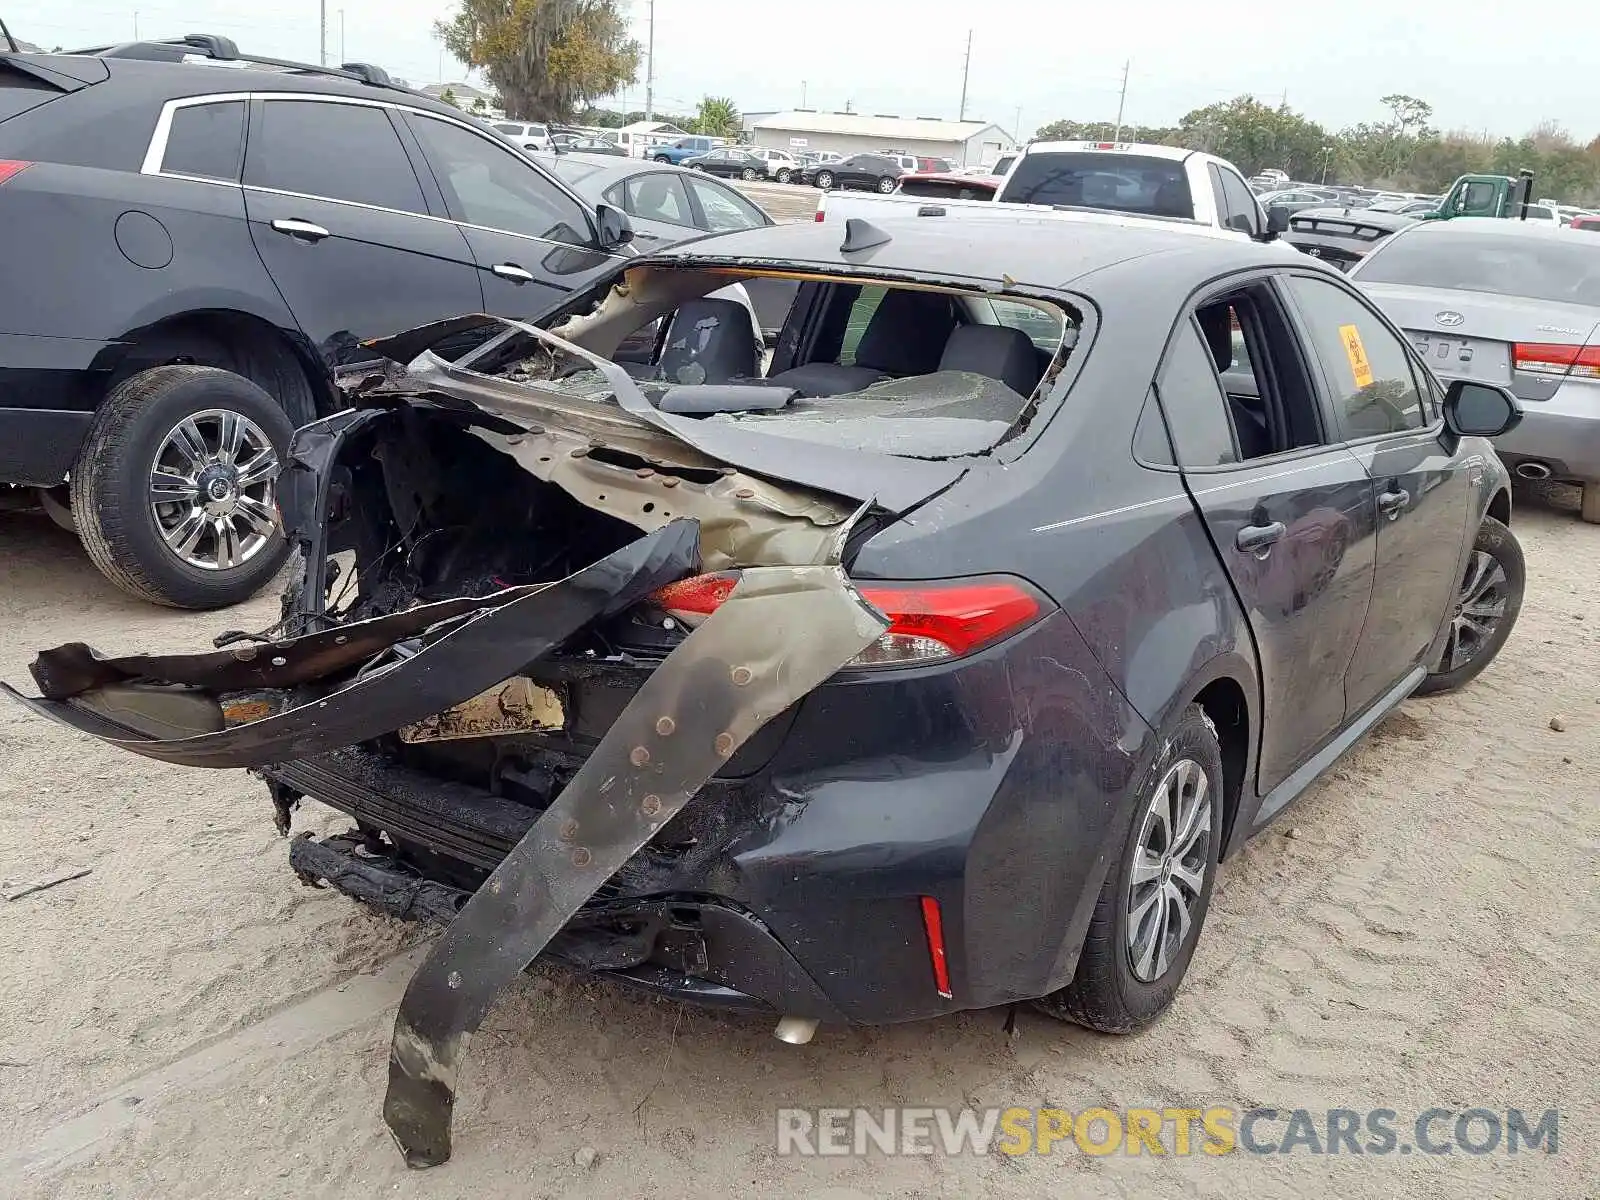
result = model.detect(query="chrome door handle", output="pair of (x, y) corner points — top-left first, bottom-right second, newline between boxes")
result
(270, 218), (330, 242)
(1378, 487), (1410, 519)
(491, 262), (535, 284)
(1236, 521), (1286, 557)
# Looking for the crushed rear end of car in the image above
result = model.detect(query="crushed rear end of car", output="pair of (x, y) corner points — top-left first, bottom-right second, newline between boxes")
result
(4, 254), (1138, 1166)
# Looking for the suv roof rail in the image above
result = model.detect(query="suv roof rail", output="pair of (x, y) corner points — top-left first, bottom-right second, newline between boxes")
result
(67, 33), (414, 96)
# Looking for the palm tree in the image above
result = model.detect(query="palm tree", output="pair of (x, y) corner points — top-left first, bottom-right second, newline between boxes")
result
(694, 96), (741, 139)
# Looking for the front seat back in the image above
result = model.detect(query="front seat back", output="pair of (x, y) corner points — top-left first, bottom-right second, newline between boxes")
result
(657, 297), (760, 385)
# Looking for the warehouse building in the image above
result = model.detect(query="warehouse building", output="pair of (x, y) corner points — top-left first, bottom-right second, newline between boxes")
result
(746, 111), (1017, 168)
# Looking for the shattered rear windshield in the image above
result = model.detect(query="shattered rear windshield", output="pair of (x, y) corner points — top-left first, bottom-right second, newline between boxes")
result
(476, 275), (1081, 461)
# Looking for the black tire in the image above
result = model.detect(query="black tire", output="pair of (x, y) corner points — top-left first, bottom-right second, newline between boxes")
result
(1035, 703), (1223, 1033)
(877, 175), (897, 193)
(741, 167), (758, 181)
(652, 154), (672, 163)
(1414, 515), (1524, 695)
(70, 365), (295, 609)
(816, 170), (835, 190)
(775, 168), (793, 184)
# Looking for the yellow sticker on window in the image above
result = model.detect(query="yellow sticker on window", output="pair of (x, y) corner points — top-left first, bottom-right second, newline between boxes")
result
(1338, 323), (1375, 389)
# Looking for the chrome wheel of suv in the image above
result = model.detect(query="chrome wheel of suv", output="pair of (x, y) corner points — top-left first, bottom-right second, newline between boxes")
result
(149, 408), (281, 570)
(1126, 758), (1212, 982)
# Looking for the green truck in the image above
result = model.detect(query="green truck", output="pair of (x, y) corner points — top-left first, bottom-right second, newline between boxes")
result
(1421, 169), (1538, 221)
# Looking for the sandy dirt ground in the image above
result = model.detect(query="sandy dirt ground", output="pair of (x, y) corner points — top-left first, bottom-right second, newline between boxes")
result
(0, 484), (1595, 1200)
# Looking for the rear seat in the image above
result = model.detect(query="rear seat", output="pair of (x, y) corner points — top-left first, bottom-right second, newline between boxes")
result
(767, 289), (955, 396)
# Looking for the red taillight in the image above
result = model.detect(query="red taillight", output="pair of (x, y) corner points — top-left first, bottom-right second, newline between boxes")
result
(1513, 342), (1600, 380)
(650, 572), (1046, 666)
(0, 160), (33, 185)
(814, 195), (826, 222)
(919, 896), (954, 999)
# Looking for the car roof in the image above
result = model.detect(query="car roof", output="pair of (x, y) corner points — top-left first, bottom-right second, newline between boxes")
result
(1021, 140), (1191, 162)
(1400, 217), (1574, 240)
(643, 212), (1299, 291)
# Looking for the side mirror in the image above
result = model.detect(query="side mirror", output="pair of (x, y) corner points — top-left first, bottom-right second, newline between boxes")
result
(1265, 206), (1291, 236)
(1443, 379), (1522, 438)
(594, 203), (634, 252)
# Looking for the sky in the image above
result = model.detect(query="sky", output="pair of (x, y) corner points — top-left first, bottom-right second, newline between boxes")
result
(7, 0), (1592, 142)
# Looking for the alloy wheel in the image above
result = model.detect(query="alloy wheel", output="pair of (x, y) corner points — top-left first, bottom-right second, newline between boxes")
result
(1125, 758), (1212, 982)
(148, 408), (281, 571)
(817, 172), (834, 190)
(1440, 549), (1509, 672)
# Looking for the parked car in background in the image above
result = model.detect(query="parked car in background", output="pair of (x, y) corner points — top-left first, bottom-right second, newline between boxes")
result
(876, 150), (922, 173)
(1368, 198), (1438, 215)
(562, 136), (626, 156)
(1570, 214), (1600, 232)
(1351, 219), (1600, 522)
(493, 120), (553, 152)
(1282, 207), (1416, 271)
(797, 150), (843, 168)
(897, 171), (1001, 201)
(997, 141), (1272, 239)
(1260, 188), (1345, 217)
(799, 152), (904, 192)
(543, 153), (774, 247)
(682, 146), (771, 181)
(0, 34), (634, 608)
(916, 155), (957, 173)
(651, 135), (723, 165)
(744, 146), (802, 183)
(986, 152), (1017, 177)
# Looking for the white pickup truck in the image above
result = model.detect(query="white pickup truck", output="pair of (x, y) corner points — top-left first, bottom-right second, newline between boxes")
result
(815, 140), (1284, 243)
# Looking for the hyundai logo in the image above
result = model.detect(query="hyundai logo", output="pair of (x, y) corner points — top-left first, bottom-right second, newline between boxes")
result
(1435, 311), (1465, 327)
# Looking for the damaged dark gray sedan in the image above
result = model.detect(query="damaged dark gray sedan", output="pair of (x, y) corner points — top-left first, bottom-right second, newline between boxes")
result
(6, 215), (1529, 1167)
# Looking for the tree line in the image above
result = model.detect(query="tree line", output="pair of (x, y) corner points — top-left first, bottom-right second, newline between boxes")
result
(1035, 94), (1600, 203)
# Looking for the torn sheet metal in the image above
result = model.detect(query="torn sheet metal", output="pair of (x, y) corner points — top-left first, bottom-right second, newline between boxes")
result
(397, 677), (565, 745)
(381, 564), (889, 1167)
(377, 313), (965, 515)
(1, 522), (698, 768)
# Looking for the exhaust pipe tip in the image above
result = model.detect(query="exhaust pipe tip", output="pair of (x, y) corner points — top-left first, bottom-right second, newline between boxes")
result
(773, 1016), (820, 1045)
(1515, 460), (1553, 481)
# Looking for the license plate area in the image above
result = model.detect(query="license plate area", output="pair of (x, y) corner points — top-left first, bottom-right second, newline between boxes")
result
(399, 677), (567, 744)
(1405, 331), (1511, 383)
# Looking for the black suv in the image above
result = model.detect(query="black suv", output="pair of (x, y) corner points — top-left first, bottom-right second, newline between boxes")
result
(0, 35), (633, 607)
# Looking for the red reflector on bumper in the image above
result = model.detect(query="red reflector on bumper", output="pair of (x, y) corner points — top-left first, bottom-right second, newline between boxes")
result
(920, 895), (954, 999)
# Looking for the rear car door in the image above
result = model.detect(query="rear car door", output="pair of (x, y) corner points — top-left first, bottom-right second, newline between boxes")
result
(1156, 278), (1378, 794)
(241, 97), (484, 368)
(401, 111), (618, 321)
(1281, 273), (1476, 712)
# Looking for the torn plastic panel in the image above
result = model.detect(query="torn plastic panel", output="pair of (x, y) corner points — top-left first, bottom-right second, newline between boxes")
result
(382, 563), (888, 1167)
(1, 521), (699, 768)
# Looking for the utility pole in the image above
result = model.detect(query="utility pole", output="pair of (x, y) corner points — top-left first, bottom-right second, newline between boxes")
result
(644, 0), (655, 123)
(958, 29), (972, 121)
(1013, 105), (1022, 142)
(133, 11), (139, 38)
(319, 0), (327, 66)
(1112, 59), (1129, 141)
(800, 80), (807, 108)
(339, 9), (345, 62)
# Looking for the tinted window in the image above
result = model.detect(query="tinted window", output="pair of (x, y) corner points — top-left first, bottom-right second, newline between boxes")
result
(410, 114), (590, 244)
(493, 123), (521, 134)
(1003, 152), (1192, 217)
(162, 100), (244, 180)
(246, 101), (425, 213)
(1286, 275), (1425, 438)
(624, 172), (694, 226)
(1156, 319), (1237, 466)
(686, 177), (766, 232)
(1359, 229), (1600, 306)
(1218, 168), (1261, 234)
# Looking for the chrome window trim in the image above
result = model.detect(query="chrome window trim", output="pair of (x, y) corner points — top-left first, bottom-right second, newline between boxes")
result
(138, 91), (617, 258)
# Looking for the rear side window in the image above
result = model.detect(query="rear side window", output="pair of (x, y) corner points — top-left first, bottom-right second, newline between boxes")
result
(246, 100), (426, 214)
(839, 287), (888, 364)
(410, 113), (591, 243)
(1155, 319), (1238, 467)
(161, 101), (244, 181)
(1003, 152), (1192, 218)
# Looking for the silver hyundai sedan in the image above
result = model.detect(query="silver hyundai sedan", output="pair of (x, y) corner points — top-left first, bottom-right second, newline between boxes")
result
(1351, 219), (1600, 522)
